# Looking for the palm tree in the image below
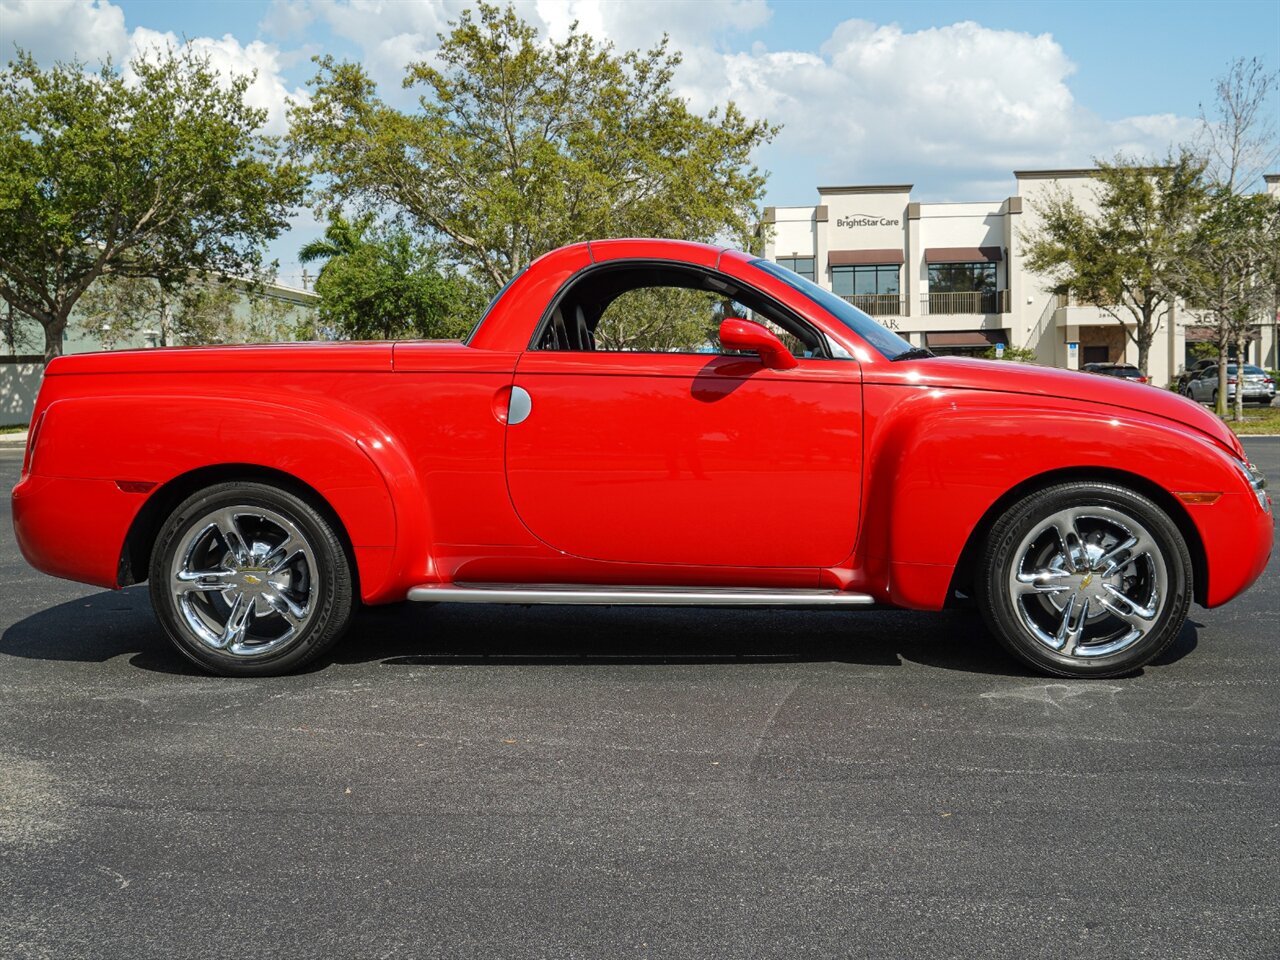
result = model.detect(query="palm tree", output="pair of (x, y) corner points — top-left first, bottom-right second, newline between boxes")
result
(297, 212), (376, 279)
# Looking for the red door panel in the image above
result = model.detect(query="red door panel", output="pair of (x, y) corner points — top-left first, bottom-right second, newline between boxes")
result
(506, 351), (862, 567)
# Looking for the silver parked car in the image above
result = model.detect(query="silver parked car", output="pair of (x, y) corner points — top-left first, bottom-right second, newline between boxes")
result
(1182, 363), (1276, 406)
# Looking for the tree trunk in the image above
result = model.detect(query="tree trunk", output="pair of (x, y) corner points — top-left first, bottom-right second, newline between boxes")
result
(1135, 302), (1154, 379)
(1135, 329), (1150, 379)
(1234, 334), (1246, 421)
(42, 313), (68, 366)
(1216, 351), (1229, 417)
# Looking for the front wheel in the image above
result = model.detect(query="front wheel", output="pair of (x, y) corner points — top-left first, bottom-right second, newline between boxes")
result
(976, 482), (1192, 678)
(148, 482), (355, 676)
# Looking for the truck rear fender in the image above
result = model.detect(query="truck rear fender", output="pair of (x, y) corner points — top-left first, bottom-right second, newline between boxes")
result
(31, 394), (430, 603)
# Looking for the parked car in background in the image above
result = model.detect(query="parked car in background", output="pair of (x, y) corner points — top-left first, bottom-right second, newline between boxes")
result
(1183, 364), (1276, 406)
(1083, 362), (1149, 384)
(1176, 358), (1218, 393)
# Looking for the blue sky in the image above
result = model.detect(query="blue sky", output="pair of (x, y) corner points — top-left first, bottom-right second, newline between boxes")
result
(4, 0), (1278, 284)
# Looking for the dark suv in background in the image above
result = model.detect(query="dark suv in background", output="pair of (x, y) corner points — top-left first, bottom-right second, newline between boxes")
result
(1176, 358), (1218, 393)
(1082, 362), (1149, 384)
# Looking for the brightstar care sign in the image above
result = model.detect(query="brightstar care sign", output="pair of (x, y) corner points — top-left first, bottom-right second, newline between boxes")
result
(836, 213), (901, 228)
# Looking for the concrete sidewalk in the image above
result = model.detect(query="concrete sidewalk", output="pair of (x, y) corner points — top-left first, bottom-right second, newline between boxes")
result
(0, 431), (28, 446)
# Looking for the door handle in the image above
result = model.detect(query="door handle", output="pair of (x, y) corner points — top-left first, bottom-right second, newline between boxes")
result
(508, 385), (532, 425)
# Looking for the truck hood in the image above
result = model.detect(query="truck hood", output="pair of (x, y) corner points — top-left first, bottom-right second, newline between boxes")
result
(900, 357), (1244, 456)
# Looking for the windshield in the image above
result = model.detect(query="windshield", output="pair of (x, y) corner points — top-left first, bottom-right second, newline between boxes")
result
(749, 259), (913, 359)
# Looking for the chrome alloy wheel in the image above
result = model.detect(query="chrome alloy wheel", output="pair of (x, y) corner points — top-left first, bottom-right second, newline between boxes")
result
(1007, 505), (1167, 659)
(169, 506), (318, 658)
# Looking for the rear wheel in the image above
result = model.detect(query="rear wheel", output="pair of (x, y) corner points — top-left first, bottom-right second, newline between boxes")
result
(976, 482), (1192, 678)
(148, 482), (355, 676)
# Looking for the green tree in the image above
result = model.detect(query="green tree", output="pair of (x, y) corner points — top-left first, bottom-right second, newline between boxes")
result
(298, 211), (376, 278)
(1177, 193), (1280, 419)
(311, 223), (482, 340)
(74, 271), (313, 348)
(288, 2), (776, 290)
(0, 47), (306, 364)
(980, 344), (1038, 363)
(74, 275), (164, 349)
(2, 302), (37, 356)
(1021, 153), (1210, 378)
(1198, 57), (1279, 195)
(1187, 57), (1280, 419)
(592, 286), (721, 352)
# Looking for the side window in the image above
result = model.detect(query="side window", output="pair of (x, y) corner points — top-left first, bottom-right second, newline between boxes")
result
(594, 286), (725, 353)
(535, 264), (825, 359)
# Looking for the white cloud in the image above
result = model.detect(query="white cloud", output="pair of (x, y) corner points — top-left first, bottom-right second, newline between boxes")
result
(535, 0), (771, 50)
(668, 18), (1199, 199)
(126, 28), (309, 135)
(0, 0), (130, 64)
(0, 0), (309, 137)
(259, 0), (315, 38)
(301, 0), (465, 94)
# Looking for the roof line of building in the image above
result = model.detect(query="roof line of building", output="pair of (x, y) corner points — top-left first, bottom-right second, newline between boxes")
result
(817, 184), (913, 195)
(1012, 168), (1100, 179)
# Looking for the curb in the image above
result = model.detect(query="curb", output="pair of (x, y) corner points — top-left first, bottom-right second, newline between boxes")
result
(0, 432), (29, 446)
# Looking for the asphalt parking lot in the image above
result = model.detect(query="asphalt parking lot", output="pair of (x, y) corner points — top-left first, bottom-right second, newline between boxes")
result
(1, 440), (1277, 960)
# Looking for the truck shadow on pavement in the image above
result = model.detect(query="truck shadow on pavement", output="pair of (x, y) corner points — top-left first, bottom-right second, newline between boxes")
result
(0, 585), (1200, 679)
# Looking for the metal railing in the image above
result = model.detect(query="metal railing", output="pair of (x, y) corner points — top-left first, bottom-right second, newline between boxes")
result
(839, 294), (906, 317)
(921, 290), (1009, 315)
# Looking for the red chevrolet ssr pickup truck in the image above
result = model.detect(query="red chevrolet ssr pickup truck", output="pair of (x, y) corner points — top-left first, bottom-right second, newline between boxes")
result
(12, 239), (1273, 677)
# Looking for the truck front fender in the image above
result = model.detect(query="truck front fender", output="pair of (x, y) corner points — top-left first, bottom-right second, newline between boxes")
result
(859, 387), (1262, 609)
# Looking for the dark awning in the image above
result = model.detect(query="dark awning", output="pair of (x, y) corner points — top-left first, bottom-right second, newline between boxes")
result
(1184, 325), (1260, 342)
(924, 246), (1003, 263)
(828, 248), (905, 266)
(926, 330), (1005, 348)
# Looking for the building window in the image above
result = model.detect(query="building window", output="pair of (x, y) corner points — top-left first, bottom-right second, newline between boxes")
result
(924, 261), (1002, 314)
(830, 264), (901, 317)
(927, 262), (996, 293)
(776, 257), (815, 281)
(831, 264), (900, 297)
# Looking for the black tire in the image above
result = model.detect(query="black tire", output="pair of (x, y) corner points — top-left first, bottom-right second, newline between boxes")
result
(975, 482), (1192, 678)
(148, 481), (355, 676)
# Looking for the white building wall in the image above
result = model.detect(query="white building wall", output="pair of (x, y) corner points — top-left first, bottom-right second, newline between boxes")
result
(765, 207), (819, 262)
(757, 168), (1278, 386)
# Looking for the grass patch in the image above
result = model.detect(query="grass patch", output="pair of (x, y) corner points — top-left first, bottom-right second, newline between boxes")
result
(0, 424), (28, 435)
(1220, 403), (1280, 435)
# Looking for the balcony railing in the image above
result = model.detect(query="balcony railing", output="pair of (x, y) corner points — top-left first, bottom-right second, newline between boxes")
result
(921, 290), (1009, 315)
(839, 294), (906, 317)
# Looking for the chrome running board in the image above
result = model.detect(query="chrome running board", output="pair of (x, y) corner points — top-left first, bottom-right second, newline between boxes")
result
(407, 583), (876, 606)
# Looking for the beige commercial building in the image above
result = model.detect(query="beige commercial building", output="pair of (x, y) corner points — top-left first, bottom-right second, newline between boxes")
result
(762, 170), (1280, 385)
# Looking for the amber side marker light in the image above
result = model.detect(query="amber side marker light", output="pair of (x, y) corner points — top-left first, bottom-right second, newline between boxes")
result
(1174, 492), (1222, 505)
(115, 480), (158, 494)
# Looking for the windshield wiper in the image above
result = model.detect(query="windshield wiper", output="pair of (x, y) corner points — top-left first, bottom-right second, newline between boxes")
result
(891, 347), (934, 362)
